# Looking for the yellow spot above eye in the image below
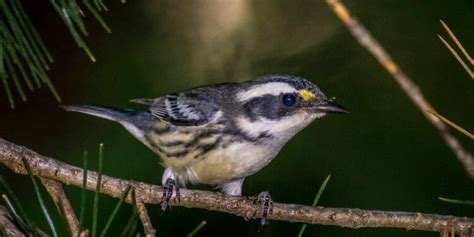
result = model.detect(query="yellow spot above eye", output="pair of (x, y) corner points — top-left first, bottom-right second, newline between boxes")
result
(299, 89), (315, 100)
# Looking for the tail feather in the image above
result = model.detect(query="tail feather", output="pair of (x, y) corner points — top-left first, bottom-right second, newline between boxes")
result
(61, 105), (135, 122)
(61, 104), (154, 133)
(63, 104), (157, 151)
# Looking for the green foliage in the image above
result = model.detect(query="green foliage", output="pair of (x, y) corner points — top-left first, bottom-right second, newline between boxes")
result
(78, 151), (88, 237)
(0, 175), (32, 229)
(21, 157), (58, 237)
(0, 144), (145, 236)
(49, 0), (111, 62)
(2, 173), (52, 236)
(187, 220), (207, 237)
(439, 197), (474, 206)
(0, 0), (111, 108)
(100, 185), (131, 237)
(1, 194), (33, 235)
(297, 175), (331, 237)
(120, 190), (139, 237)
(92, 143), (104, 237)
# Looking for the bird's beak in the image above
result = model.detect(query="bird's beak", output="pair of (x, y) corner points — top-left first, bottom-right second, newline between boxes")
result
(311, 99), (349, 114)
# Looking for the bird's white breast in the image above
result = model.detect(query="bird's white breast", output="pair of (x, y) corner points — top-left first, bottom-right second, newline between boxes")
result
(188, 140), (280, 185)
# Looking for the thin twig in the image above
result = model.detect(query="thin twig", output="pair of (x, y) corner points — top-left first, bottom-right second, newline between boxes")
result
(438, 34), (474, 79)
(40, 178), (89, 237)
(439, 20), (473, 66)
(135, 199), (155, 237)
(326, 0), (474, 178)
(0, 205), (25, 237)
(427, 110), (474, 140)
(1, 138), (473, 234)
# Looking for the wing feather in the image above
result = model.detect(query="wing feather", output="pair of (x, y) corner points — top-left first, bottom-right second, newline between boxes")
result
(134, 91), (219, 126)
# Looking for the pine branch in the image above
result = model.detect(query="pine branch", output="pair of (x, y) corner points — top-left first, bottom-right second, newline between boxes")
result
(325, 0), (474, 178)
(0, 0), (111, 108)
(0, 137), (473, 236)
(40, 178), (89, 237)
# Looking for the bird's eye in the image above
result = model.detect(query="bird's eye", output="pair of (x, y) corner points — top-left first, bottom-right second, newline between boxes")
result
(282, 94), (296, 107)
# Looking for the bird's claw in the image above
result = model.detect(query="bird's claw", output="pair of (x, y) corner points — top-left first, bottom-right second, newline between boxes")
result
(254, 191), (273, 228)
(161, 178), (180, 211)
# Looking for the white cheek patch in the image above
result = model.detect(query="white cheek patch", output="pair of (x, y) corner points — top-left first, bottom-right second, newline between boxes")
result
(236, 112), (317, 139)
(236, 82), (297, 102)
(236, 117), (275, 138)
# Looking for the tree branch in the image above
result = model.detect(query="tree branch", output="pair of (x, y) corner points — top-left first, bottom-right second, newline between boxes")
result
(1, 138), (473, 234)
(0, 205), (25, 237)
(40, 178), (88, 237)
(325, 0), (474, 178)
(135, 198), (156, 237)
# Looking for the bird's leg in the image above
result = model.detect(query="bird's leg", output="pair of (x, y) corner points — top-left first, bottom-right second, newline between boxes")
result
(161, 178), (180, 211)
(254, 191), (273, 228)
(220, 180), (273, 228)
(161, 168), (180, 211)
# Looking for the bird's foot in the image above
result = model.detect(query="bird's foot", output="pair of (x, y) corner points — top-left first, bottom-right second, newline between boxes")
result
(254, 191), (273, 229)
(161, 178), (180, 211)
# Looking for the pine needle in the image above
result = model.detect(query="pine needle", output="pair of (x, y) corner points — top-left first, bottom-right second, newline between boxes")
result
(2, 0), (48, 88)
(120, 209), (138, 237)
(82, 0), (111, 33)
(92, 143), (104, 237)
(12, 0), (53, 62)
(100, 185), (132, 237)
(438, 35), (474, 79)
(187, 220), (207, 237)
(1, 71), (15, 108)
(0, 175), (33, 228)
(1, 0), (111, 107)
(0, 0), (59, 104)
(66, 0), (89, 36)
(1, 194), (31, 234)
(78, 151), (88, 237)
(7, 48), (33, 91)
(21, 156), (58, 237)
(297, 175), (331, 237)
(49, 0), (96, 62)
(127, 217), (138, 237)
(440, 20), (473, 66)
(5, 55), (26, 102)
(427, 110), (474, 140)
(439, 197), (474, 206)
(10, 0), (50, 70)
(0, 225), (7, 236)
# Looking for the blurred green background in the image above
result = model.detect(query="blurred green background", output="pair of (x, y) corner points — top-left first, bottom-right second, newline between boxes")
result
(1, 0), (473, 236)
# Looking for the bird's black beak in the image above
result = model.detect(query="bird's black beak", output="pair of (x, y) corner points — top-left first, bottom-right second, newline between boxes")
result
(312, 99), (349, 114)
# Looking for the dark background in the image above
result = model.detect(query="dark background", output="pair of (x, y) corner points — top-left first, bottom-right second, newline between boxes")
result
(1, 0), (473, 236)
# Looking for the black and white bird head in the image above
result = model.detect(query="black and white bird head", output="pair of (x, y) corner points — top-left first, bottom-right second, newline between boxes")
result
(233, 75), (348, 141)
(130, 74), (347, 144)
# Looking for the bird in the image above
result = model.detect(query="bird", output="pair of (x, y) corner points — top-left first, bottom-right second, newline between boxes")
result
(62, 74), (348, 225)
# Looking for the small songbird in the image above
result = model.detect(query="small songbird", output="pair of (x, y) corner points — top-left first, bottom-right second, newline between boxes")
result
(63, 74), (347, 224)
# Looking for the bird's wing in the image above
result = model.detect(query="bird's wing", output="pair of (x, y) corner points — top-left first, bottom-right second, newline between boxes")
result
(131, 91), (220, 126)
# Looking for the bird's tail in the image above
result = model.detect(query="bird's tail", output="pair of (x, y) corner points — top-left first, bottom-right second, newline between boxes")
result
(61, 105), (154, 138)
(62, 105), (135, 122)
